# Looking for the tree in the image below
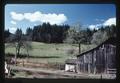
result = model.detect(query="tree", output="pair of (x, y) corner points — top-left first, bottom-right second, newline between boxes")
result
(6, 28), (24, 65)
(14, 29), (24, 65)
(63, 28), (77, 44)
(91, 30), (108, 45)
(104, 25), (116, 38)
(23, 40), (32, 62)
(32, 22), (69, 43)
(26, 27), (33, 40)
(6, 28), (33, 65)
(4, 29), (11, 43)
(86, 28), (93, 44)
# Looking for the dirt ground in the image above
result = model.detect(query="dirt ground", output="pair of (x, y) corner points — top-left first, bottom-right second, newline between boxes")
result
(6, 64), (116, 79)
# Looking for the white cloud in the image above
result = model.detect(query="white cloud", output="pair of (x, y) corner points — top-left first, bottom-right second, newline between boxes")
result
(88, 24), (101, 30)
(10, 11), (67, 25)
(24, 11), (42, 22)
(9, 27), (17, 33)
(103, 17), (116, 26)
(89, 17), (116, 30)
(10, 12), (24, 21)
(89, 25), (96, 30)
(10, 20), (16, 25)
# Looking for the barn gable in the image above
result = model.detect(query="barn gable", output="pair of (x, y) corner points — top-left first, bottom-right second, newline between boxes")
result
(77, 37), (116, 57)
(76, 37), (116, 74)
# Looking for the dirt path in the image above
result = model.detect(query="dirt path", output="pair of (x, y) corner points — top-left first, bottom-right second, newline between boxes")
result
(9, 65), (116, 79)
(9, 65), (87, 78)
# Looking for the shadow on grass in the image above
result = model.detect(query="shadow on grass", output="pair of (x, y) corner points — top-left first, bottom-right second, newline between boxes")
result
(5, 53), (61, 59)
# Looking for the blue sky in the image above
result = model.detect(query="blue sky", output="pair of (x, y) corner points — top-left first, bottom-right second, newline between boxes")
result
(5, 4), (116, 33)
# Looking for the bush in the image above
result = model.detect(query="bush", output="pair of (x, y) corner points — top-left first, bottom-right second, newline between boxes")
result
(91, 30), (108, 45)
(66, 48), (75, 55)
(63, 37), (75, 44)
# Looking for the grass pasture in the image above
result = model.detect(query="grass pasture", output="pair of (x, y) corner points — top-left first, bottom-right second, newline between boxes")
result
(5, 42), (96, 64)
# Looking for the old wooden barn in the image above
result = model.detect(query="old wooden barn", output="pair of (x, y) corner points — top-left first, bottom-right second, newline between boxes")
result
(76, 37), (116, 74)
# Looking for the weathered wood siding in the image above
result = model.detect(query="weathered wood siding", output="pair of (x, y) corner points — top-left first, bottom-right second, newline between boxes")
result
(77, 43), (116, 74)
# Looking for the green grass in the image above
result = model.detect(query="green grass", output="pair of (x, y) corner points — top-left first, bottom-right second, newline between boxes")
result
(5, 42), (96, 64)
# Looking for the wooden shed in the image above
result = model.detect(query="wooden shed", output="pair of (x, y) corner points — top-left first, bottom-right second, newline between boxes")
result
(65, 59), (77, 72)
(76, 37), (116, 74)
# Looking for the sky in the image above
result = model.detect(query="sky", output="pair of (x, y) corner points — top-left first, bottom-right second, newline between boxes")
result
(5, 4), (116, 33)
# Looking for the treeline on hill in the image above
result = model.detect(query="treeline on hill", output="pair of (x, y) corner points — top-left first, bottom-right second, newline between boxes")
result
(5, 22), (70, 43)
(5, 22), (116, 45)
(32, 23), (70, 43)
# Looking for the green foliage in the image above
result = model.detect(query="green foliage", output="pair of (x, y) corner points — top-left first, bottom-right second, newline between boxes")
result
(91, 30), (108, 45)
(4, 29), (11, 43)
(104, 25), (116, 38)
(32, 22), (70, 43)
(66, 48), (75, 55)
(63, 27), (92, 44)
(63, 28), (76, 44)
(64, 24), (116, 45)
(91, 25), (116, 45)
(26, 27), (33, 40)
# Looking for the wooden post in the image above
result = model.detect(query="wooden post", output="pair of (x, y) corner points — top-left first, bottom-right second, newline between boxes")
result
(105, 44), (108, 74)
(15, 47), (17, 66)
(93, 51), (96, 74)
(79, 43), (81, 54)
(101, 74), (102, 79)
(88, 63), (90, 74)
(83, 55), (85, 73)
(23, 60), (24, 67)
(104, 45), (107, 73)
(15, 52), (17, 65)
(76, 59), (80, 73)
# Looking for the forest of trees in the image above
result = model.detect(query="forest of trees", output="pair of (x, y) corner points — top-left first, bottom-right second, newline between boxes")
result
(5, 22), (116, 45)
(31, 23), (70, 43)
(5, 22), (116, 65)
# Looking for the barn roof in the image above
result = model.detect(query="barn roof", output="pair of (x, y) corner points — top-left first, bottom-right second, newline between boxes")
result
(77, 37), (116, 57)
(65, 59), (77, 65)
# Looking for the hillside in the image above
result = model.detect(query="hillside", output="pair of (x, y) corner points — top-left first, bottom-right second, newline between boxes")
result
(5, 42), (96, 64)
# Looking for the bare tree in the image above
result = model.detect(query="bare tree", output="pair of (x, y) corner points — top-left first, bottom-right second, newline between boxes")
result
(23, 40), (32, 62)
(6, 29), (27, 65)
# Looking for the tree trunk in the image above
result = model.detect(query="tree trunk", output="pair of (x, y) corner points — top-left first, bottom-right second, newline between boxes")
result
(17, 46), (20, 57)
(15, 46), (20, 65)
(26, 49), (29, 62)
(15, 47), (17, 65)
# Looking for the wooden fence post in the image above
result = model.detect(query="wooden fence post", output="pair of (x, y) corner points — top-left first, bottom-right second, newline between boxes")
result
(79, 43), (81, 54)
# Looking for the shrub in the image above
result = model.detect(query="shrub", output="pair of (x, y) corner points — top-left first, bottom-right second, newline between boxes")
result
(66, 48), (75, 55)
